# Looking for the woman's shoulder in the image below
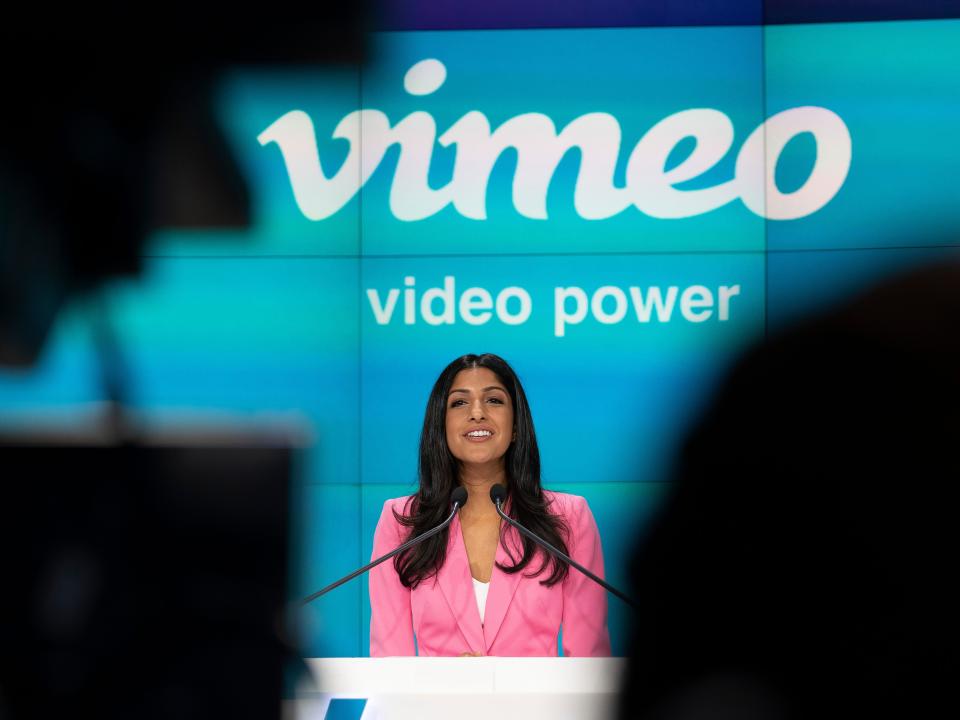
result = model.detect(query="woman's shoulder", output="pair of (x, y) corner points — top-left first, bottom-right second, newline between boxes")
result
(373, 495), (416, 544)
(542, 489), (591, 518)
(380, 494), (416, 518)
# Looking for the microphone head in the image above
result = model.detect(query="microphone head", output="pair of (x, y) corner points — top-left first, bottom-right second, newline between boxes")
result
(490, 484), (507, 506)
(451, 486), (468, 509)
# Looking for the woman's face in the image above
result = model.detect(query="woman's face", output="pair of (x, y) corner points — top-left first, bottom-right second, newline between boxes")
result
(445, 367), (515, 469)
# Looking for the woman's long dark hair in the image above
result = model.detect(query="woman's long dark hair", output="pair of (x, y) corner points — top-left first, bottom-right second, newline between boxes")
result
(394, 353), (570, 588)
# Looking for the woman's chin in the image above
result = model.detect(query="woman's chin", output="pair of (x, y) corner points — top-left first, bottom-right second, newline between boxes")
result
(458, 455), (506, 470)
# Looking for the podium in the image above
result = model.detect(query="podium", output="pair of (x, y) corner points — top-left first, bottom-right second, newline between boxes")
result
(290, 657), (625, 720)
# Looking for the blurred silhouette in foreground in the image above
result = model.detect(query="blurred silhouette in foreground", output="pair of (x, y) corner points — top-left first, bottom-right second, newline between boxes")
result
(0, 5), (371, 718)
(0, 4), (368, 367)
(620, 259), (960, 719)
(0, 442), (292, 720)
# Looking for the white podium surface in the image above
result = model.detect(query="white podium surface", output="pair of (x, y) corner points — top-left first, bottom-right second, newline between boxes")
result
(290, 657), (625, 720)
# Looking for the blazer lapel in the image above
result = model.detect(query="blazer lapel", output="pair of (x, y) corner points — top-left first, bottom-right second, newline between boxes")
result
(481, 521), (523, 652)
(436, 513), (486, 653)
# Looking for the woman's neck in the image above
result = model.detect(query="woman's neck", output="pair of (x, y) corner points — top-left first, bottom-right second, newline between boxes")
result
(458, 462), (506, 520)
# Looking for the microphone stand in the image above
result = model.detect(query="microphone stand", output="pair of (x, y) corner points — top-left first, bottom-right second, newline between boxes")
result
(493, 499), (637, 608)
(301, 501), (462, 606)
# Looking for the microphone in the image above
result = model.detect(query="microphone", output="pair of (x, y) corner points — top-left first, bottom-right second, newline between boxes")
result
(490, 484), (636, 608)
(301, 487), (468, 605)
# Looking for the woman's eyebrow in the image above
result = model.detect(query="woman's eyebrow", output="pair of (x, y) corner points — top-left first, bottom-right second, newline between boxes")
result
(447, 386), (507, 396)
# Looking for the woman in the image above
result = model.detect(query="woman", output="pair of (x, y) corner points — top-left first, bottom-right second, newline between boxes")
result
(369, 353), (611, 657)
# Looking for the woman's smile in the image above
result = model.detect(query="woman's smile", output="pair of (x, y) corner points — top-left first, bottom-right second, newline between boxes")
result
(463, 425), (496, 441)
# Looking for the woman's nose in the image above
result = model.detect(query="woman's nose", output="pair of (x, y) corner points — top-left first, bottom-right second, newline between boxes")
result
(469, 399), (485, 420)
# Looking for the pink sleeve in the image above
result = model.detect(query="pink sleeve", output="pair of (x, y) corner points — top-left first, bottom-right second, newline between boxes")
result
(369, 499), (416, 656)
(561, 496), (612, 657)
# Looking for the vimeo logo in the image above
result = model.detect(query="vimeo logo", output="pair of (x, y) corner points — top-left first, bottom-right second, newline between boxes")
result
(259, 58), (852, 223)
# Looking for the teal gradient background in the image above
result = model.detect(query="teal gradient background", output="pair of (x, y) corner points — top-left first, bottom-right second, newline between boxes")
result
(2, 20), (959, 658)
(765, 20), (960, 252)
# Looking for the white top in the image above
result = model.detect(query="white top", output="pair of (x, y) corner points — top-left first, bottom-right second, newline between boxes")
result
(472, 577), (490, 623)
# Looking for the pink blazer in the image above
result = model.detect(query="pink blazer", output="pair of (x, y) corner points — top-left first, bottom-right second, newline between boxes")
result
(369, 491), (611, 657)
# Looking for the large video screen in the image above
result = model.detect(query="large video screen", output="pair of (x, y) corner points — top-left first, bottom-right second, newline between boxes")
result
(1, 12), (958, 656)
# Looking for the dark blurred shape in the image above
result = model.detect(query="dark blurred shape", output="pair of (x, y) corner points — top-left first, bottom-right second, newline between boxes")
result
(0, 3), (370, 367)
(620, 260), (960, 718)
(764, 0), (960, 24)
(0, 435), (293, 719)
(0, 7), (369, 712)
(377, 0), (763, 29)
(375, 0), (960, 31)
